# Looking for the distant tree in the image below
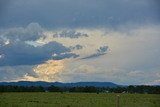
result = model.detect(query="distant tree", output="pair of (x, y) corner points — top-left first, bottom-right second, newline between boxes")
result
(0, 85), (159, 94)
(128, 85), (135, 93)
(47, 85), (63, 92)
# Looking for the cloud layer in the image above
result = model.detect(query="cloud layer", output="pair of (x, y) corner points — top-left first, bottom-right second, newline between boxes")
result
(0, 0), (160, 85)
(1, 23), (159, 85)
(0, 0), (159, 28)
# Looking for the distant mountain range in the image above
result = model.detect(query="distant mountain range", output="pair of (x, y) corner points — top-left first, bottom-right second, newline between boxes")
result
(0, 81), (120, 88)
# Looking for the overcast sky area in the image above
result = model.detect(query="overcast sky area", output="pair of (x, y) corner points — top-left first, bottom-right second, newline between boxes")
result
(0, 0), (160, 85)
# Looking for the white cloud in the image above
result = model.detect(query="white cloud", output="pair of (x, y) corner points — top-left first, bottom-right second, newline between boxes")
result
(38, 24), (160, 85)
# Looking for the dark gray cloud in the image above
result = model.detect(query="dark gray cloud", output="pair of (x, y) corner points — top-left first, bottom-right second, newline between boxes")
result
(0, 0), (159, 28)
(0, 41), (78, 66)
(0, 23), (43, 42)
(0, 37), (8, 46)
(0, 22), (80, 66)
(53, 30), (88, 38)
(82, 46), (108, 59)
(97, 46), (108, 53)
(0, 65), (34, 81)
(69, 45), (83, 50)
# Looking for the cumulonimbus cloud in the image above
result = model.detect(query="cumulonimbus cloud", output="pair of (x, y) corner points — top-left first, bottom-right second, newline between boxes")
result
(0, 23), (79, 66)
(0, 23), (160, 85)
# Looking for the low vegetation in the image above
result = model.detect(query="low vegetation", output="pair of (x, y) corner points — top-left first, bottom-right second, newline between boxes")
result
(0, 85), (159, 107)
(0, 92), (159, 107)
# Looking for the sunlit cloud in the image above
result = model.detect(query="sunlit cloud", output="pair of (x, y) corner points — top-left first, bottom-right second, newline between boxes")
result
(34, 60), (64, 75)
(40, 24), (160, 85)
(19, 60), (65, 82)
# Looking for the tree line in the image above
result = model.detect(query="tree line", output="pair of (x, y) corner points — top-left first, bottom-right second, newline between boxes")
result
(0, 85), (159, 94)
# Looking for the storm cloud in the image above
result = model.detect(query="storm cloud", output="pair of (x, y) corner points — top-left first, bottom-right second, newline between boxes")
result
(53, 30), (88, 39)
(0, 0), (159, 28)
(0, 23), (79, 66)
(0, 0), (160, 85)
(0, 41), (79, 66)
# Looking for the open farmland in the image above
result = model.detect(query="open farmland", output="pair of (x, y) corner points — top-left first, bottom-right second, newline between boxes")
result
(0, 93), (159, 107)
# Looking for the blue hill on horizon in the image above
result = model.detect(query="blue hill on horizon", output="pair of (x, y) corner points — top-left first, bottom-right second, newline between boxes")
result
(0, 81), (120, 88)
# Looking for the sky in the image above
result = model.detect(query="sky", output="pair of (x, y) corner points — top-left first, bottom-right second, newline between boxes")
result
(0, 0), (160, 85)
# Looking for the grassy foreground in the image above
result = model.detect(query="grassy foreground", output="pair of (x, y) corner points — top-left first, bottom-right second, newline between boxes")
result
(0, 93), (159, 107)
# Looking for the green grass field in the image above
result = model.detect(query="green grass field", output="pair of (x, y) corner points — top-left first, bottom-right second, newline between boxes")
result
(0, 93), (159, 107)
